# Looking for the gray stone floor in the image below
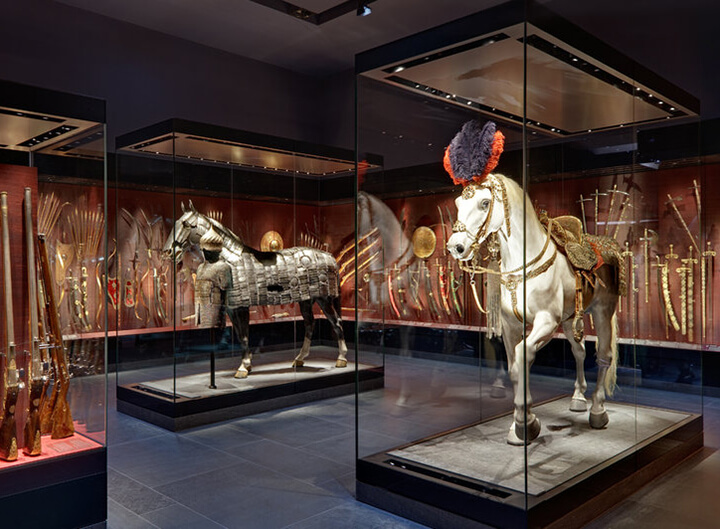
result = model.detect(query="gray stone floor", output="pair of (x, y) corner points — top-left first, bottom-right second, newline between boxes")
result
(108, 354), (720, 528)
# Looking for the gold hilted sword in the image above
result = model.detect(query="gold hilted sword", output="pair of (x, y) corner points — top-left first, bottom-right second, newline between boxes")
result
(620, 241), (638, 325)
(590, 189), (607, 235)
(577, 195), (593, 234)
(691, 179), (701, 223)
(682, 246), (698, 342)
(639, 228), (655, 303)
(606, 186), (629, 236)
(436, 206), (452, 316)
(613, 197), (632, 240)
(666, 194), (700, 253)
(702, 241), (715, 340)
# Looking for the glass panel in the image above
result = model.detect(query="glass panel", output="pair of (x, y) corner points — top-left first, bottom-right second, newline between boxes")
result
(355, 1), (702, 525)
(0, 81), (107, 471)
(115, 121), (359, 429)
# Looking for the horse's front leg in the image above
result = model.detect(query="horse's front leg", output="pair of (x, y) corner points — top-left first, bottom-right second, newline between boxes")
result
(229, 307), (252, 379)
(292, 300), (314, 367)
(561, 320), (588, 412)
(507, 311), (558, 445)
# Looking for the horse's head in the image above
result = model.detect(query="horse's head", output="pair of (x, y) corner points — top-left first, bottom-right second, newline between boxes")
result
(448, 176), (509, 261)
(162, 201), (205, 263)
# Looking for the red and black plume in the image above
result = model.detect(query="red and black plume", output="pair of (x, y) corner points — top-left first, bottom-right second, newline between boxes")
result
(443, 120), (505, 186)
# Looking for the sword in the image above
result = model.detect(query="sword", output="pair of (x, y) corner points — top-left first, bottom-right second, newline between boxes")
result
(666, 194), (700, 253)
(613, 197), (632, 240)
(590, 189), (607, 235)
(577, 195), (592, 233)
(682, 246), (698, 342)
(702, 241), (715, 340)
(639, 229), (656, 304)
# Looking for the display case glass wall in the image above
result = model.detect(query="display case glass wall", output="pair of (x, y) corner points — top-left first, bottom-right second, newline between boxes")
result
(354, 2), (704, 527)
(0, 79), (107, 528)
(115, 119), (382, 430)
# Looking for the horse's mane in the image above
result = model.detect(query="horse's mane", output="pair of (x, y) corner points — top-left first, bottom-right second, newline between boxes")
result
(492, 173), (543, 233)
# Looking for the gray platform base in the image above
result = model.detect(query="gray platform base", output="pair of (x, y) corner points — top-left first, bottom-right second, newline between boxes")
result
(357, 398), (703, 529)
(119, 375), (383, 431)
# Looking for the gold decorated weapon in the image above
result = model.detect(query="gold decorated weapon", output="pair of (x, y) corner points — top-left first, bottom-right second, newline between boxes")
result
(387, 264), (403, 319)
(639, 229), (657, 304)
(656, 254), (680, 337)
(590, 189), (607, 235)
(702, 241), (715, 340)
(682, 246), (698, 342)
(666, 194), (700, 253)
(613, 197), (632, 240)
(577, 195), (592, 233)
(23, 188), (45, 456)
(0, 192), (23, 461)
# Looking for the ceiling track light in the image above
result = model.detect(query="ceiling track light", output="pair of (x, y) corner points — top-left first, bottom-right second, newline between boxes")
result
(357, 2), (371, 16)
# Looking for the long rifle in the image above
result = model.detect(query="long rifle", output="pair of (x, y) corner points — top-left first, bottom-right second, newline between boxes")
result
(23, 188), (44, 456)
(37, 234), (74, 439)
(0, 192), (23, 461)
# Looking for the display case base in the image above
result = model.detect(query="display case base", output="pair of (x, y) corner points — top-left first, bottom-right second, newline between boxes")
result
(357, 397), (702, 529)
(0, 447), (107, 529)
(118, 357), (383, 430)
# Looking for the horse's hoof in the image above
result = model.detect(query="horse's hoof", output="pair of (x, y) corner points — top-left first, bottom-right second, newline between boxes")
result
(292, 360), (304, 368)
(335, 359), (347, 368)
(589, 410), (609, 429)
(506, 424), (526, 446)
(234, 370), (249, 379)
(514, 417), (541, 443)
(570, 398), (588, 412)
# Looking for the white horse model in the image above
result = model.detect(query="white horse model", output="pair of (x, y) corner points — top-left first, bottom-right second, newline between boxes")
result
(448, 173), (623, 445)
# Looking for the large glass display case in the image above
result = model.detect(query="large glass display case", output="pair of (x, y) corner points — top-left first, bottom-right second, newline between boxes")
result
(114, 119), (383, 430)
(0, 79), (107, 528)
(354, 2), (705, 527)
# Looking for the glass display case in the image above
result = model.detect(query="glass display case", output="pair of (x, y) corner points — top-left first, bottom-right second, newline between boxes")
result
(114, 119), (383, 430)
(0, 79), (107, 528)
(354, 2), (705, 527)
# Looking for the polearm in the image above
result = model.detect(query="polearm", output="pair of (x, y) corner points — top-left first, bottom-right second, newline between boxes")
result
(0, 192), (23, 461)
(666, 194), (700, 253)
(38, 234), (74, 439)
(23, 188), (44, 456)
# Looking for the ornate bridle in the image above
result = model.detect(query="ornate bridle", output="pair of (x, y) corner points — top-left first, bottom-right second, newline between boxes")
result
(452, 175), (512, 274)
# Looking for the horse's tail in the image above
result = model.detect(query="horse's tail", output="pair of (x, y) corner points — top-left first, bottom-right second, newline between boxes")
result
(605, 311), (619, 397)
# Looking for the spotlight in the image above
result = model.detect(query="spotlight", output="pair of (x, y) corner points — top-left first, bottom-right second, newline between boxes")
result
(357, 2), (371, 16)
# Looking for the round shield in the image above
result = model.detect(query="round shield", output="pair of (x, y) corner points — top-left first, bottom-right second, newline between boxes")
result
(260, 230), (284, 252)
(412, 226), (437, 259)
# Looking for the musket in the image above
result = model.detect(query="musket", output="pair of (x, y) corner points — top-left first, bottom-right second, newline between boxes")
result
(0, 192), (23, 461)
(37, 234), (74, 439)
(23, 188), (45, 456)
(666, 194), (700, 253)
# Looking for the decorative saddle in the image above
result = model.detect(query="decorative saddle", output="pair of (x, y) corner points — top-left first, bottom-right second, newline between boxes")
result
(539, 212), (626, 341)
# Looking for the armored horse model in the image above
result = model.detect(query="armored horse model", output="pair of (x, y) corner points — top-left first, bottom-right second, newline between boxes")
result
(163, 201), (347, 379)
